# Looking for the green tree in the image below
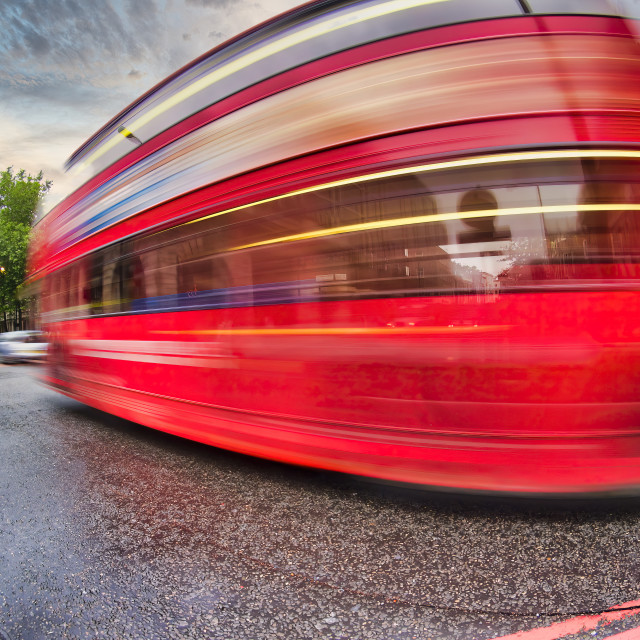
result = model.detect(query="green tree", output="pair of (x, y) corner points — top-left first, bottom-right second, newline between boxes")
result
(0, 167), (51, 331)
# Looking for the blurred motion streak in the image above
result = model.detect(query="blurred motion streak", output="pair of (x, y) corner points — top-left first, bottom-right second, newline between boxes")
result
(27, 0), (640, 495)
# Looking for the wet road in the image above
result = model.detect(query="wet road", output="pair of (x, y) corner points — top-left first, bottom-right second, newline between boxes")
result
(1, 365), (640, 640)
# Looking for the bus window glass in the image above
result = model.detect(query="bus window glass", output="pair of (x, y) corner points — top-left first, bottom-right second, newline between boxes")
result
(50, 155), (640, 317)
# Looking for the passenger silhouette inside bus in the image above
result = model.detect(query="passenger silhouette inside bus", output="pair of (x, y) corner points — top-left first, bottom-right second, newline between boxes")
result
(456, 188), (511, 245)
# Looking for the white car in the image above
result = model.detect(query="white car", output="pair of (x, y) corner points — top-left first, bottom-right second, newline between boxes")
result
(0, 331), (47, 364)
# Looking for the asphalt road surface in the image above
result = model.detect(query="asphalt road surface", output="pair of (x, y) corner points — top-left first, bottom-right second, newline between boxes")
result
(1, 364), (640, 640)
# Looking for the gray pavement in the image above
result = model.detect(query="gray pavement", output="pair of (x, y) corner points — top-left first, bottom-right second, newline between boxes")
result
(1, 364), (640, 640)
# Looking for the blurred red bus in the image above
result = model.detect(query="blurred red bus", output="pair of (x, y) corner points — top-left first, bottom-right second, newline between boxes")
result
(28, 0), (640, 495)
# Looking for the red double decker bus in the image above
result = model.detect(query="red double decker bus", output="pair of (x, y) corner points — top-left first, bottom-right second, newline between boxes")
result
(28, 0), (640, 495)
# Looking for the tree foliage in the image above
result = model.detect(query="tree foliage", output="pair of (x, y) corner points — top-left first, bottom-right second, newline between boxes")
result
(0, 167), (51, 329)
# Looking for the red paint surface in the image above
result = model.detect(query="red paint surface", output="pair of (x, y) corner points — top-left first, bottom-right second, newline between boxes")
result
(43, 290), (640, 494)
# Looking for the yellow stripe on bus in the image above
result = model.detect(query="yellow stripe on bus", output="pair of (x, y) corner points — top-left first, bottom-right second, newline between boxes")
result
(152, 325), (509, 336)
(178, 149), (640, 231)
(232, 203), (640, 251)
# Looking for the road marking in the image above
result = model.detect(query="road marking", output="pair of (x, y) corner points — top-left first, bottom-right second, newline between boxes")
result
(487, 599), (640, 640)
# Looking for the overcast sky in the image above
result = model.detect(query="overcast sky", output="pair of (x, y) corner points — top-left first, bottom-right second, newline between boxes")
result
(0, 0), (302, 210)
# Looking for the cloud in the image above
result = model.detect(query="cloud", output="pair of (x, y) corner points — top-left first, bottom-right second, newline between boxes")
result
(1, 2), (141, 73)
(22, 27), (51, 56)
(0, 109), (83, 208)
(185, 0), (234, 7)
(0, 0), (302, 92)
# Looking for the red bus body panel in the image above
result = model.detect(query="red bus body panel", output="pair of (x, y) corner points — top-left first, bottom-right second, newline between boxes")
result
(45, 289), (640, 494)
